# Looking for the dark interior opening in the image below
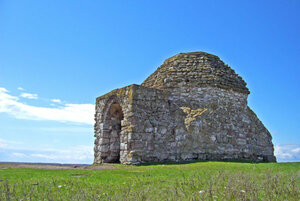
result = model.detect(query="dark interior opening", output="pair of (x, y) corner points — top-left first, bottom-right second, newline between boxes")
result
(105, 101), (124, 163)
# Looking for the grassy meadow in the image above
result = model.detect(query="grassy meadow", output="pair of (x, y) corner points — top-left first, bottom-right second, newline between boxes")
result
(0, 162), (299, 200)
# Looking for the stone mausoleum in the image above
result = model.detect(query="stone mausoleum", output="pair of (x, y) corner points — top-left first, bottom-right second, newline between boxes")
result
(93, 52), (276, 165)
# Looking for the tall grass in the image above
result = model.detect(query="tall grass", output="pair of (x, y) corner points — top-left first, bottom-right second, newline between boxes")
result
(0, 162), (299, 200)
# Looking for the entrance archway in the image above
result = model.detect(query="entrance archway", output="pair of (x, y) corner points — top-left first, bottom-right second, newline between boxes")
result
(104, 101), (124, 163)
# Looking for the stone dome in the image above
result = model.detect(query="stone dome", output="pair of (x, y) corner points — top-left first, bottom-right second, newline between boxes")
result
(142, 52), (250, 94)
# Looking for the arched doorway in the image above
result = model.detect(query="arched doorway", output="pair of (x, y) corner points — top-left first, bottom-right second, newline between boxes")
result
(103, 101), (124, 163)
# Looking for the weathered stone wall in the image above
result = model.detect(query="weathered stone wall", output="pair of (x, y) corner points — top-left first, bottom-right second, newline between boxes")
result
(167, 87), (275, 162)
(126, 85), (173, 163)
(119, 86), (275, 164)
(142, 52), (250, 94)
(94, 85), (137, 164)
(94, 85), (275, 164)
(94, 51), (276, 164)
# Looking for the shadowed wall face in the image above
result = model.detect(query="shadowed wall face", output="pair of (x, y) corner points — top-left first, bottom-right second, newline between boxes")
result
(103, 102), (123, 163)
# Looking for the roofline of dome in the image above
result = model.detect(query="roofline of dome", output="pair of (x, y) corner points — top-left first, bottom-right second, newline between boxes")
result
(164, 51), (220, 63)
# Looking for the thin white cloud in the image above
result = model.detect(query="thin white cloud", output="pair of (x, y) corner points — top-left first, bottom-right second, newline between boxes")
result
(17, 87), (25, 91)
(0, 88), (10, 94)
(0, 138), (22, 150)
(1, 138), (93, 163)
(29, 145), (93, 162)
(38, 126), (92, 133)
(51, 99), (62, 103)
(11, 152), (27, 157)
(0, 87), (94, 125)
(20, 92), (38, 99)
(275, 144), (300, 162)
(9, 146), (93, 163)
(0, 138), (7, 149)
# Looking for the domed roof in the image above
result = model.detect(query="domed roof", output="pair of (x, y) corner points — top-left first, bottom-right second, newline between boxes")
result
(141, 52), (250, 94)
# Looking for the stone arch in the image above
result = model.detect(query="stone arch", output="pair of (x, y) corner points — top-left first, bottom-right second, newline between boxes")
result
(101, 97), (124, 163)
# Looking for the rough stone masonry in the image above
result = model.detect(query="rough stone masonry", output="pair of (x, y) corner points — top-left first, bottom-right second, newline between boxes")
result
(93, 52), (276, 165)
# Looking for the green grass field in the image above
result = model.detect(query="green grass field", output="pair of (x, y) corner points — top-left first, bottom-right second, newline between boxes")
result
(0, 162), (299, 200)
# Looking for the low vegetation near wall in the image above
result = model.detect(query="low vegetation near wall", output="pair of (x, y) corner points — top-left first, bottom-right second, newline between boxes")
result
(0, 162), (299, 200)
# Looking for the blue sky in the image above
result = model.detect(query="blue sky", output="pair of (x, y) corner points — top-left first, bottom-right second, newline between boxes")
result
(0, 0), (299, 163)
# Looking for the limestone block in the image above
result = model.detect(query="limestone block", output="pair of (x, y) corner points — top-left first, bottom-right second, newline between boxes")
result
(160, 127), (168, 135)
(100, 145), (109, 153)
(145, 127), (153, 133)
(237, 139), (247, 145)
(120, 142), (127, 150)
(99, 138), (109, 145)
(210, 135), (217, 142)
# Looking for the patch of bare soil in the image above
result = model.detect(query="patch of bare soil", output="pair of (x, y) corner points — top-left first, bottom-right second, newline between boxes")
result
(0, 163), (116, 170)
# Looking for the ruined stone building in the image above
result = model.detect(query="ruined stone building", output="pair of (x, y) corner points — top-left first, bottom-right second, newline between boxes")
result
(93, 52), (276, 165)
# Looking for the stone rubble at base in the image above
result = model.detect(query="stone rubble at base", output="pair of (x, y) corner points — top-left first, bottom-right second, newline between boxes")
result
(93, 52), (276, 165)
